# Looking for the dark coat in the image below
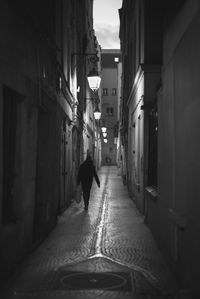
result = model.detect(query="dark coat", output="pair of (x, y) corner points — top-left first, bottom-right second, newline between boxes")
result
(77, 158), (100, 188)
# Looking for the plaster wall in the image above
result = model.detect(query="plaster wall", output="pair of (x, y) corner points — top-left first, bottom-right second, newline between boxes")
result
(0, 2), (40, 278)
(153, 0), (200, 290)
(0, 1), (72, 281)
(127, 73), (144, 212)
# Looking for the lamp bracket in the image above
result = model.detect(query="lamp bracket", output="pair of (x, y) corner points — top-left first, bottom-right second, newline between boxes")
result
(72, 53), (99, 63)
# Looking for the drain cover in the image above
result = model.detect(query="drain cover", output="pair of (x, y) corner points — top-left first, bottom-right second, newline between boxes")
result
(55, 272), (132, 291)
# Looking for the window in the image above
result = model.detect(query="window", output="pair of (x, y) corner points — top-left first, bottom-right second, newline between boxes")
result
(112, 88), (117, 96)
(106, 107), (113, 116)
(103, 88), (108, 96)
(148, 104), (158, 188)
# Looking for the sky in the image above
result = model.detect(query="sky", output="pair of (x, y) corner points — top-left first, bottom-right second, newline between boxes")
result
(93, 0), (122, 49)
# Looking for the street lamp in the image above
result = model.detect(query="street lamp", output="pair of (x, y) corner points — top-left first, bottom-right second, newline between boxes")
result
(101, 126), (107, 133)
(85, 98), (101, 120)
(87, 68), (101, 92)
(102, 132), (107, 138)
(93, 105), (101, 120)
(72, 52), (101, 92)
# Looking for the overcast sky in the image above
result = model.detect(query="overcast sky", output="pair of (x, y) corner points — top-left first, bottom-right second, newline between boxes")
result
(93, 0), (122, 49)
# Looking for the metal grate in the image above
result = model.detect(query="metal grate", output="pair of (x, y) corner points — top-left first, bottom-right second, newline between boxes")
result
(53, 271), (133, 292)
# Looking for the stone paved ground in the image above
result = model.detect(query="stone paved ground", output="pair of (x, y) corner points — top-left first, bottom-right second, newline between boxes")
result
(0, 166), (178, 299)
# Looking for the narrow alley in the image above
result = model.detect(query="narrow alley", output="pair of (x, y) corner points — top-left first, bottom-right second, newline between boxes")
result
(1, 167), (177, 299)
(1, 1), (200, 298)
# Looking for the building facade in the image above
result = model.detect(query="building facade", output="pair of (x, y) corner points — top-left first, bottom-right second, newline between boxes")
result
(101, 49), (121, 166)
(119, 0), (162, 212)
(0, 0), (99, 282)
(120, 0), (200, 296)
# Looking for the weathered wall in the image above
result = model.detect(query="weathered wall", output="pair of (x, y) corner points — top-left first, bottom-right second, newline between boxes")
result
(127, 70), (144, 212)
(150, 0), (200, 292)
(0, 0), (73, 281)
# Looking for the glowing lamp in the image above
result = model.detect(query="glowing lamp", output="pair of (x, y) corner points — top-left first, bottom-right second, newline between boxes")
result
(94, 106), (101, 120)
(87, 68), (101, 92)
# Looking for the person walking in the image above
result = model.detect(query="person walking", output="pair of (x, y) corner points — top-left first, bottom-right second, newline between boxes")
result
(77, 154), (100, 210)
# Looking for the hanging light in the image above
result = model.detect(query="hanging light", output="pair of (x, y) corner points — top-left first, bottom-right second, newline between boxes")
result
(101, 126), (107, 133)
(103, 138), (108, 143)
(103, 132), (107, 138)
(94, 105), (101, 120)
(87, 68), (101, 92)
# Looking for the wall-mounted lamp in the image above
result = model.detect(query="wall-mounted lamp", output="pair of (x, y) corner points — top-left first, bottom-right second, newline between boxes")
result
(87, 68), (101, 92)
(72, 52), (101, 92)
(101, 126), (107, 133)
(85, 97), (101, 120)
(102, 132), (107, 138)
(93, 105), (101, 120)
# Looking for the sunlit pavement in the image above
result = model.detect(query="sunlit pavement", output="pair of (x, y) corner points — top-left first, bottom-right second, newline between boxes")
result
(1, 166), (178, 299)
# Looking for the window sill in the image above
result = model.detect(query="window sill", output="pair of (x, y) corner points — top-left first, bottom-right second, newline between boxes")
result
(145, 186), (158, 202)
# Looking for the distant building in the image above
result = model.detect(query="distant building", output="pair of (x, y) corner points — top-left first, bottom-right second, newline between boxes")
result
(101, 49), (121, 165)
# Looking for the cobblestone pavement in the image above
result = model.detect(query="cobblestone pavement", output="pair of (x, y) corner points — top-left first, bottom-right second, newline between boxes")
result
(0, 166), (178, 299)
